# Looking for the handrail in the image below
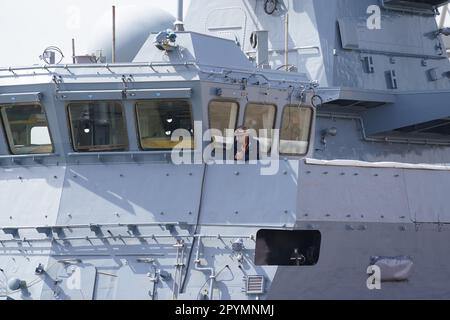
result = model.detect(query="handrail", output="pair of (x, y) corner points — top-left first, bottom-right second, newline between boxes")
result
(67, 151), (172, 157)
(0, 233), (255, 244)
(0, 221), (284, 232)
(0, 61), (197, 72)
(66, 150), (203, 158)
(0, 153), (58, 160)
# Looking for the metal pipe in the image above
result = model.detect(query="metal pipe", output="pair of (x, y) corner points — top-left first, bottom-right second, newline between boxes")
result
(285, 13), (289, 71)
(1, 222), (183, 230)
(3, 47), (445, 74)
(246, 45), (321, 55)
(254, 31), (270, 69)
(194, 236), (216, 300)
(72, 38), (76, 64)
(0, 234), (186, 244)
(0, 153), (57, 160)
(67, 150), (179, 157)
(0, 219), (272, 232)
(0, 234), (255, 246)
(112, 5), (117, 63)
(175, 0), (185, 31)
(172, 241), (184, 300)
(0, 62), (197, 72)
(177, 0), (184, 23)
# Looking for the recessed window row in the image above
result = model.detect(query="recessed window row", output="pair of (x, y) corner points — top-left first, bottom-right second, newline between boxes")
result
(0, 100), (313, 156)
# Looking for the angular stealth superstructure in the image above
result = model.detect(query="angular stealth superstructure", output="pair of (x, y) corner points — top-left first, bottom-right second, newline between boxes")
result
(1, 0), (450, 300)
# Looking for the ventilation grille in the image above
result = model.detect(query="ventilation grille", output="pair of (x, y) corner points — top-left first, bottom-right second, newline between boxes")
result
(244, 275), (265, 295)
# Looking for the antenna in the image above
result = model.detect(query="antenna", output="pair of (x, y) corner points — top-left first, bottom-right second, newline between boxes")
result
(174, 0), (185, 31)
(112, 5), (117, 63)
(284, 13), (289, 71)
(39, 46), (64, 65)
(72, 38), (76, 64)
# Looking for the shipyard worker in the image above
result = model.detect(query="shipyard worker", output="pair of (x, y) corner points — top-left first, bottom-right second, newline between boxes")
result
(234, 126), (260, 162)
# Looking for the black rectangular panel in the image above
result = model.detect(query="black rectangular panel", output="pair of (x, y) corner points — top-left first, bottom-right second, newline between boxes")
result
(255, 230), (321, 266)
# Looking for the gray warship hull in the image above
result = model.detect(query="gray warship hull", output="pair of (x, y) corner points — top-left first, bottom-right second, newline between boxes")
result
(1, 0), (450, 300)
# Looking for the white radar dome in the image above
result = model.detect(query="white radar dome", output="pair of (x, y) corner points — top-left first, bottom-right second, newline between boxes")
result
(87, 5), (175, 63)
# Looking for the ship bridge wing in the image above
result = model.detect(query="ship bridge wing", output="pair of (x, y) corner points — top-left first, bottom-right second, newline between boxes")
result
(408, 0), (448, 6)
(382, 0), (449, 13)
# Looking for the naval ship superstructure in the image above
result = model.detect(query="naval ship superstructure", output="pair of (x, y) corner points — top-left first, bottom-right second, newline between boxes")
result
(1, 0), (450, 300)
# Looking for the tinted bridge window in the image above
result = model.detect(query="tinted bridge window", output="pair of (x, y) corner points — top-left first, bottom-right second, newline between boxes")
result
(68, 101), (128, 152)
(1, 103), (53, 155)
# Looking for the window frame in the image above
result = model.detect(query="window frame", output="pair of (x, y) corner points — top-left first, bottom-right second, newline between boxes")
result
(0, 102), (55, 155)
(243, 101), (277, 133)
(0, 112), (7, 155)
(208, 99), (240, 135)
(66, 100), (129, 153)
(135, 99), (194, 152)
(242, 102), (277, 155)
(279, 104), (314, 157)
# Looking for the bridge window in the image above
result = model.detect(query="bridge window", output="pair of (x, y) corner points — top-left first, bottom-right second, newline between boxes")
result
(0, 104), (53, 154)
(209, 100), (239, 147)
(209, 100), (239, 135)
(136, 100), (193, 150)
(280, 106), (313, 156)
(244, 103), (276, 153)
(68, 101), (128, 152)
(255, 230), (321, 266)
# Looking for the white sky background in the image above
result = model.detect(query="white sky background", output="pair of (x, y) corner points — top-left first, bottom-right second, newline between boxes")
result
(0, 0), (191, 67)
(0, 1), (448, 67)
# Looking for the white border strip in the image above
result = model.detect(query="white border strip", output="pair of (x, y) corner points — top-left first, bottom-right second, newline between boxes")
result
(305, 158), (450, 171)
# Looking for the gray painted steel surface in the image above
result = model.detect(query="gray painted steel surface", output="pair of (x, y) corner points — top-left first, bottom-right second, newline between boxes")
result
(1, 0), (450, 300)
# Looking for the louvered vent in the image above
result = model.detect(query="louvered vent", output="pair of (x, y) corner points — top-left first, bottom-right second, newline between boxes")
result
(244, 275), (265, 295)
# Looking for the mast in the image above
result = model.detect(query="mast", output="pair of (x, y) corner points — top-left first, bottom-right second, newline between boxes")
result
(174, 0), (185, 31)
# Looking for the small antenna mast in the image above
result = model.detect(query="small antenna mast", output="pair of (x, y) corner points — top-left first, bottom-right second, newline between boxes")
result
(112, 5), (117, 63)
(285, 12), (289, 71)
(72, 38), (76, 64)
(174, 0), (185, 31)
